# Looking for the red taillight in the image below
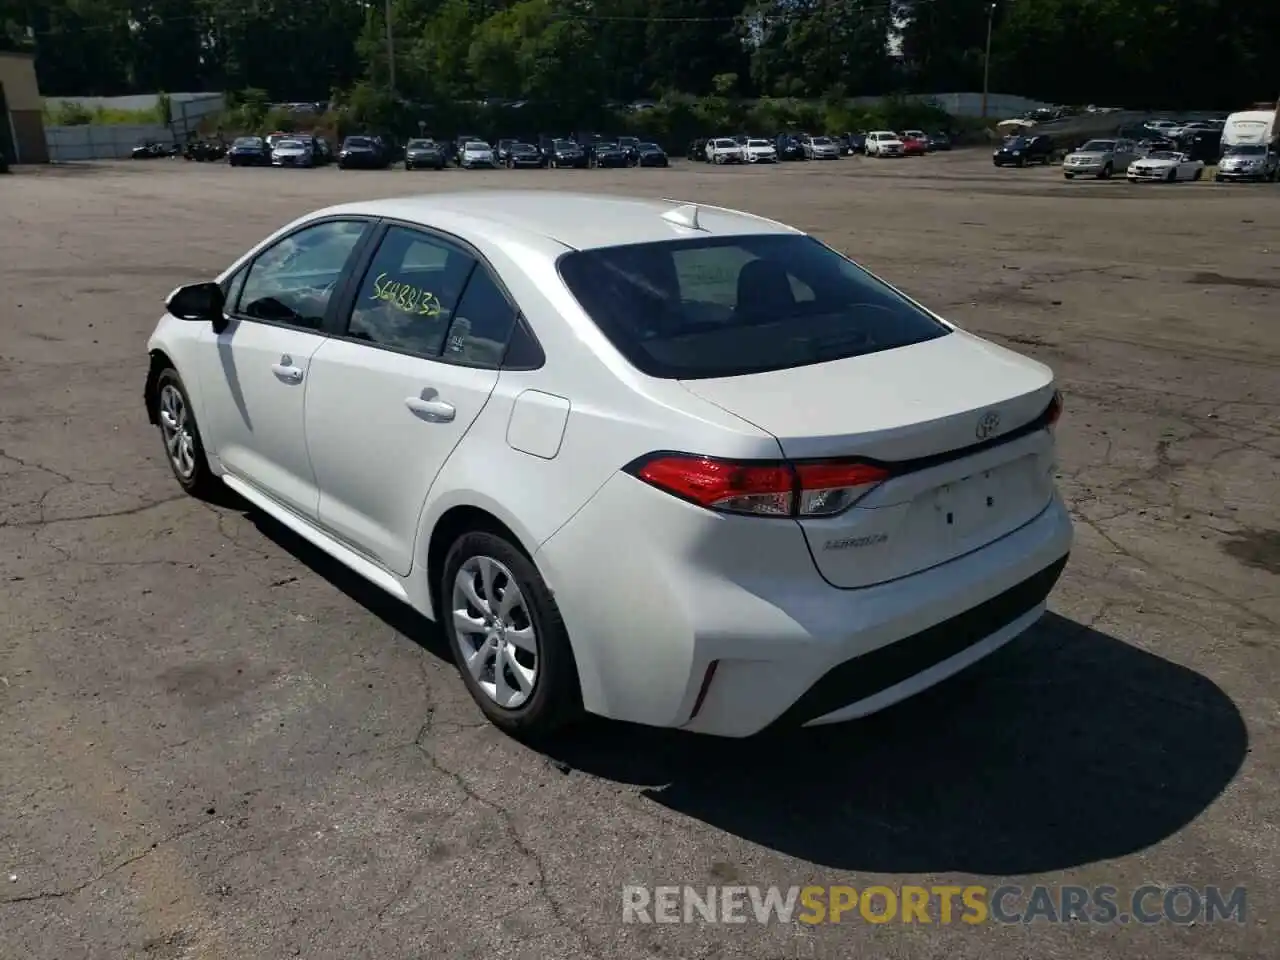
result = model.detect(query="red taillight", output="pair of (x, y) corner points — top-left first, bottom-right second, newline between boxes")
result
(1046, 390), (1064, 428)
(630, 454), (891, 518)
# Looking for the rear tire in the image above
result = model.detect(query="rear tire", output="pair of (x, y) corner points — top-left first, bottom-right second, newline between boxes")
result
(1167, 169), (1177, 183)
(441, 530), (582, 739)
(1100, 163), (1112, 180)
(1193, 168), (1203, 181)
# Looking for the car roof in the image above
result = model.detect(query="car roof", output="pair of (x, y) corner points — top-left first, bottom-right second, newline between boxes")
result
(318, 191), (801, 252)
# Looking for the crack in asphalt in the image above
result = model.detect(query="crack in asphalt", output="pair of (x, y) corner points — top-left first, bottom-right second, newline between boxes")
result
(0, 818), (218, 906)
(408, 701), (600, 958)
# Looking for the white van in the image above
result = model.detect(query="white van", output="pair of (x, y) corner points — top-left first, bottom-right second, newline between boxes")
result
(1221, 110), (1276, 149)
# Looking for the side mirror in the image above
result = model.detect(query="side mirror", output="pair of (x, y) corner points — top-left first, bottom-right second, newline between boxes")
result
(165, 281), (225, 324)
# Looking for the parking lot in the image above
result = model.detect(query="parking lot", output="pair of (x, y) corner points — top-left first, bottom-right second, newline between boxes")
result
(1, 150), (1277, 959)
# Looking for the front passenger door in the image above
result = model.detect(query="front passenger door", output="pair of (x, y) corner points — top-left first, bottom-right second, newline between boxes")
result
(196, 218), (371, 520)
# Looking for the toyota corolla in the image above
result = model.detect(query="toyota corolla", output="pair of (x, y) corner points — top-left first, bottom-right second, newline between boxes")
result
(144, 192), (1072, 739)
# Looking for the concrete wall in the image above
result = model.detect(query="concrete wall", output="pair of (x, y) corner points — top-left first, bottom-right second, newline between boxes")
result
(43, 94), (226, 160)
(45, 123), (175, 161)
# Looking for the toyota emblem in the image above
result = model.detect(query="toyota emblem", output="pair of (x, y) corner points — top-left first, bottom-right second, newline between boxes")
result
(976, 410), (1001, 440)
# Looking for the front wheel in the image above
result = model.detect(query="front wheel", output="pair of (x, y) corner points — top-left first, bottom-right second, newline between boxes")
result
(441, 531), (582, 738)
(1099, 164), (1112, 180)
(1167, 169), (1177, 183)
(152, 368), (220, 499)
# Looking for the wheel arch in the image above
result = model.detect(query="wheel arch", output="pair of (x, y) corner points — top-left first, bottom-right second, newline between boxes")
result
(144, 348), (175, 425)
(423, 501), (539, 624)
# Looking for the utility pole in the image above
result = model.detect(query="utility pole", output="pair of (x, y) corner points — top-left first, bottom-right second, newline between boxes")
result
(981, 2), (996, 118)
(385, 0), (396, 99)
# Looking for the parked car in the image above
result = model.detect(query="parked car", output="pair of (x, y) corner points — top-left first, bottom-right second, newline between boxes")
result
(145, 191), (1072, 738)
(338, 135), (390, 169)
(271, 138), (314, 168)
(592, 141), (629, 168)
(899, 131), (929, 156)
(227, 136), (271, 167)
(1214, 143), (1278, 182)
(865, 131), (905, 157)
(775, 134), (806, 161)
(743, 138), (777, 163)
(496, 139), (516, 164)
(636, 143), (669, 167)
(310, 136), (334, 166)
(505, 142), (543, 169)
(616, 135), (641, 165)
(264, 132), (291, 151)
(184, 139), (227, 162)
(836, 132), (867, 155)
(1061, 138), (1136, 179)
(459, 140), (497, 169)
(1181, 130), (1223, 165)
(548, 138), (588, 168)
(801, 135), (841, 160)
(131, 139), (178, 160)
(452, 134), (483, 166)
(687, 138), (709, 161)
(926, 132), (952, 152)
(404, 138), (446, 170)
(1126, 150), (1204, 182)
(993, 134), (1053, 167)
(707, 137), (746, 164)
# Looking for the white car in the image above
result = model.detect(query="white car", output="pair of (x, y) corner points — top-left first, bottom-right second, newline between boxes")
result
(706, 138), (746, 164)
(459, 141), (496, 169)
(270, 139), (313, 168)
(1126, 150), (1205, 182)
(866, 131), (905, 157)
(744, 138), (777, 163)
(145, 192), (1072, 738)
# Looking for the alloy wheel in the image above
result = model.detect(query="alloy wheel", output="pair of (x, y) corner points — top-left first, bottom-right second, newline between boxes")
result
(158, 383), (196, 479)
(451, 555), (539, 709)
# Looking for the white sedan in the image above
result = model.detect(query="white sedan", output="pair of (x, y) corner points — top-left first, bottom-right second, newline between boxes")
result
(1126, 150), (1205, 182)
(146, 192), (1073, 738)
(458, 140), (496, 169)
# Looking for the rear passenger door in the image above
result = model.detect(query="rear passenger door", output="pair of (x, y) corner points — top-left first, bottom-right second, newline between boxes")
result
(303, 223), (524, 576)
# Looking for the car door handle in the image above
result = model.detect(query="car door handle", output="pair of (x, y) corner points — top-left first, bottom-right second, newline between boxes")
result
(405, 396), (455, 422)
(271, 363), (304, 383)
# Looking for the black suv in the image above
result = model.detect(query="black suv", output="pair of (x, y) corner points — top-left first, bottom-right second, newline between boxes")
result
(993, 134), (1053, 167)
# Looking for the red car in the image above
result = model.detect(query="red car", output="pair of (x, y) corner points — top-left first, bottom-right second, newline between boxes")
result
(900, 131), (929, 156)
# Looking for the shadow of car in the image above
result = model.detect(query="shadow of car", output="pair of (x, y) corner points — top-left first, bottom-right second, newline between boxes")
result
(233, 498), (1246, 875)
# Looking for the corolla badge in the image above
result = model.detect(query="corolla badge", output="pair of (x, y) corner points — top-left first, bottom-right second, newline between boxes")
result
(976, 410), (1001, 440)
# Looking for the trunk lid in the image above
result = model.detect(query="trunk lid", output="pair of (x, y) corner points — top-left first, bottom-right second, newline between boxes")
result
(678, 331), (1059, 587)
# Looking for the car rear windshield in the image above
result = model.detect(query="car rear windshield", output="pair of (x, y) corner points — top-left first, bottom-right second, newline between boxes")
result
(346, 137), (373, 147)
(556, 234), (950, 379)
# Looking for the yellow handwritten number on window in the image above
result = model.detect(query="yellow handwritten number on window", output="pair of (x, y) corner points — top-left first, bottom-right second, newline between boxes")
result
(372, 272), (442, 318)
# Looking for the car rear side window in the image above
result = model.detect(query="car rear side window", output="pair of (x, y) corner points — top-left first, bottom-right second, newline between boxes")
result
(345, 226), (476, 357)
(556, 234), (949, 379)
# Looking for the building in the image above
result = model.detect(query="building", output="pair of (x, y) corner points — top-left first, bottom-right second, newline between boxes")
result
(0, 50), (49, 163)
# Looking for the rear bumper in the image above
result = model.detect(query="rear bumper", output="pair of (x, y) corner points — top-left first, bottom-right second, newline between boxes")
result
(535, 474), (1074, 738)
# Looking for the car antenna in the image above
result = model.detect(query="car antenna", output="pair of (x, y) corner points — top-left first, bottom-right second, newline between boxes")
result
(661, 201), (704, 231)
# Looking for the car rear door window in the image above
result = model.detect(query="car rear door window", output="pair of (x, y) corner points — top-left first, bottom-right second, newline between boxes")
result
(237, 219), (369, 330)
(345, 226), (477, 357)
(441, 267), (519, 367)
(557, 233), (949, 379)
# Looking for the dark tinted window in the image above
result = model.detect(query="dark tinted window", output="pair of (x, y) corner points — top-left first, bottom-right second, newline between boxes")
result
(441, 268), (518, 367)
(345, 137), (373, 148)
(556, 234), (949, 379)
(238, 220), (368, 330)
(346, 226), (476, 356)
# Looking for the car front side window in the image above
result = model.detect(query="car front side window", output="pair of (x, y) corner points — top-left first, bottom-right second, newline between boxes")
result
(237, 219), (369, 330)
(345, 226), (477, 357)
